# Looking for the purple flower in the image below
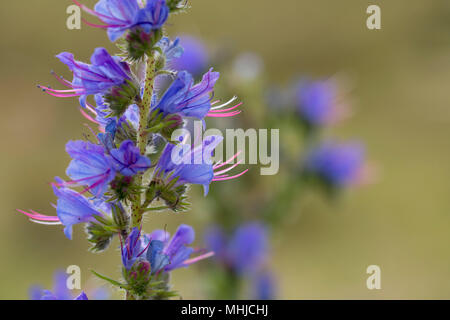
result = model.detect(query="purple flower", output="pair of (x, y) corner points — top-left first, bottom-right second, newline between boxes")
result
(53, 185), (106, 240)
(304, 141), (365, 187)
(73, 0), (169, 42)
(205, 222), (269, 274)
(295, 79), (340, 127)
(29, 271), (88, 300)
(154, 69), (220, 119)
(155, 135), (246, 195)
(121, 227), (148, 270)
(171, 36), (209, 75)
(157, 37), (184, 64)
(135, 0), (169, 32)
(109, 140), (151, 176)
(65, 140), (116, 198)
(145, 224), (213, 273)
(39, 48), (132, 107)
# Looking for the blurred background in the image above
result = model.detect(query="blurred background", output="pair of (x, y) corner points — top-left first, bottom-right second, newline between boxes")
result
(2, 0), (450, 299)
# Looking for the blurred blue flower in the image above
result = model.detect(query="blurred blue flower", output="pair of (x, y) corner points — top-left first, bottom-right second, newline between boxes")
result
(205, 222), (269, 274)
(30, 271), (88, 300)
(171, 36), (209, 75)
(252, 272), (276, 300)
(295, 79), (338, 127)
(304, 141), (365, 188)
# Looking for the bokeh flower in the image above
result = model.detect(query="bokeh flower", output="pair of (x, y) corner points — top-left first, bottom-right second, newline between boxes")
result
(205, 222), (269, 274)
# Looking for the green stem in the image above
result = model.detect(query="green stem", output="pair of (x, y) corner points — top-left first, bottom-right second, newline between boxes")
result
(131, 52), (156, 229)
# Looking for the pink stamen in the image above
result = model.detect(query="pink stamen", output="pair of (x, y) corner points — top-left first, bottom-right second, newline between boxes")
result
(51, 72), (73, 88)
(214, 160), (243, 176)
(213, 151), (241, 170)
(207, 111), (242, 118)
(212, 169), (249, 181)
(79, 108), (100, 125)
(183, 251), (215, 266)
(82, 18), (125, 29)
(17, 209), (60, 222)
(209, 102), (243, 113)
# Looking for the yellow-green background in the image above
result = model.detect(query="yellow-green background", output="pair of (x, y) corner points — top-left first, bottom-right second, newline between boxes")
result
(1, 0), (450, 299)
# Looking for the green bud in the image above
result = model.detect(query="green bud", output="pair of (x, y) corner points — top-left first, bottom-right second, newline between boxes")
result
(104, 80), (140, 117)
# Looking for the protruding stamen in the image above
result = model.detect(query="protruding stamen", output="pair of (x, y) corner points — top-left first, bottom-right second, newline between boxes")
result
(183, 251), (215, 266)
(213, 151), (241, 170)
(212, 169), (249, 181)
(16, 209), (60, 222)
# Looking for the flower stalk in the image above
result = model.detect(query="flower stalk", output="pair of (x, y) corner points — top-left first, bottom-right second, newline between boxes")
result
(132, 52), (157, 229)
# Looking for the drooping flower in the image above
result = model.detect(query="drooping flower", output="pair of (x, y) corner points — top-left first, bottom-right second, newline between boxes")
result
(155, 135), (247, 195)
(205, 222), (269, 274)
(109, 140), (152, 176)
(73, 0), (169, 42)
(52, 185), (107, 240)
(303, 141), (366, 188)
(30, 271), (88, 300)
(170, 35), (209, 75)
(145, 224), (213, 273)
(17, 181), (111, 239)
(65, 140), (116, 198)
(39, 48), (135, 110)
(294, 79), (349, 127)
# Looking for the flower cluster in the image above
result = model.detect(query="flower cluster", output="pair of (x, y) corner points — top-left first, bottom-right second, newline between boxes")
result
(20, 0), (247, 300)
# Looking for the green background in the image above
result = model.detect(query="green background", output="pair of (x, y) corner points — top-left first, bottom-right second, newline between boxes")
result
(1, 0), (450, 299)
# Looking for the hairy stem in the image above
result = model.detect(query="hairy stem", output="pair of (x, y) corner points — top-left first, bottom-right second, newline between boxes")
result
(131, 52), (156, 229)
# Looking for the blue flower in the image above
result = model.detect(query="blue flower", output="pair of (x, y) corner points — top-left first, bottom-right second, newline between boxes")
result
(40, 48), (132, 107)
(157, 37), (184, 64)
(121, 227), (148, 270)
(205, 222), (269, 274)
(92, 0), (141, 41)
(146, 224), (212, 273)
(109, 140), (152, 176)
(135, 0), (169, 33)
(154, 69), (220, 119)
(171, 36), (209, 75)
(74, 0), (169, 42)
(65, 140), (116, 198)
(304, 141), (365, 187)
(295, 79), (338, 127)
(52, 185), (106, 239)
(155, 135), (224, 195)
(29, 271), (88, 300)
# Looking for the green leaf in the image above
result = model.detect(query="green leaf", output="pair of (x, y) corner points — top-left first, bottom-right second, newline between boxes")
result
(91, 270), (129, 290)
